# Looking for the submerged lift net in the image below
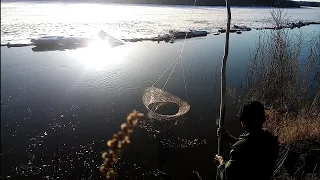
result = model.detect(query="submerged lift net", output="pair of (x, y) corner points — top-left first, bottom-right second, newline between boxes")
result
(142, 87), (190, 120)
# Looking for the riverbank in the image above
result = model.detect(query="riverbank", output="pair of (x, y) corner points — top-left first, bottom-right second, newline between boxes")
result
(238, 18), (320, 179)
(265, 109), (320, 180)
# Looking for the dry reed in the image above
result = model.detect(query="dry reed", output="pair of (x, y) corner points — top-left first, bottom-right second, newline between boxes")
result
(100, 110), (144, 180)
(265, 109), (320, 144)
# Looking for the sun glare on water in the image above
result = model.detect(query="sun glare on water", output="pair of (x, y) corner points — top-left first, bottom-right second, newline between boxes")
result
(60, 4), (135, 71)
(70, 40), (125, 71)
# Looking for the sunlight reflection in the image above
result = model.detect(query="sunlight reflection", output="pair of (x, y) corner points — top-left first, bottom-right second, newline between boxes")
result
(71, 40), (125, 71)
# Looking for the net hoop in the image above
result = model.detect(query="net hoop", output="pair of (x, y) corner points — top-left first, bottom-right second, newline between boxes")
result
(142, 87), (190, 120)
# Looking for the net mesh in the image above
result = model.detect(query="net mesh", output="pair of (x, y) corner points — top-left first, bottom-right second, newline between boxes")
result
(142, 87), (190, 120)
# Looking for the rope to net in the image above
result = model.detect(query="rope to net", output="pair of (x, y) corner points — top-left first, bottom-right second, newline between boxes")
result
(151, 0), (198, 102)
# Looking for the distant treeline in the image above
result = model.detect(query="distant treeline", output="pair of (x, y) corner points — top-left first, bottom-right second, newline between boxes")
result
(296, 1), (320, 7)
(111, 0), (300, 7)
(6, 0), (304, 7)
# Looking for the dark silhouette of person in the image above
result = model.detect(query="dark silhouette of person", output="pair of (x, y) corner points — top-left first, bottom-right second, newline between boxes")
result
(215, 101), (279, 180)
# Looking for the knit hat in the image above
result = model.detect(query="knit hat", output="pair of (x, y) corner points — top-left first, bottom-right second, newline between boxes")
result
(238, 101), (266, 126)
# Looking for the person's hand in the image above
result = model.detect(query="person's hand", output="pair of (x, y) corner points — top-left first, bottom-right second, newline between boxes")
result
(215, 155), (224, 165)
(217, 128), (231, 139)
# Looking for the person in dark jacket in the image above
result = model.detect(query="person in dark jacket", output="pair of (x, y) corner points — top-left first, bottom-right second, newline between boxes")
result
(215, 101), (279, 180)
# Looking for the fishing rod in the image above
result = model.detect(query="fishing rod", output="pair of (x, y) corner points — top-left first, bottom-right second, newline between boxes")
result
(216, 1), (231, 179)
(218, 0), (231, 158)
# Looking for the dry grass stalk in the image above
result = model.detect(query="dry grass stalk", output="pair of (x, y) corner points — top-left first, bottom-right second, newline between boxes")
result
(265, 109), (320, 144)
(100, 110), (144, 180)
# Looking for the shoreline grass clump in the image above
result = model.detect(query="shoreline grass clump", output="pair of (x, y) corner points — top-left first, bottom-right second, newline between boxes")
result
(100, 110), (144, 180)
(264, 108), (320, 144)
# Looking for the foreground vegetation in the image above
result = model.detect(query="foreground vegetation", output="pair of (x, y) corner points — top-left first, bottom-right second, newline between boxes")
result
(239, 8), (320, 180)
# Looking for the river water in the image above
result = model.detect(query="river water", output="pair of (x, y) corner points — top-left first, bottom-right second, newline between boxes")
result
(1, 2), (320, 180)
